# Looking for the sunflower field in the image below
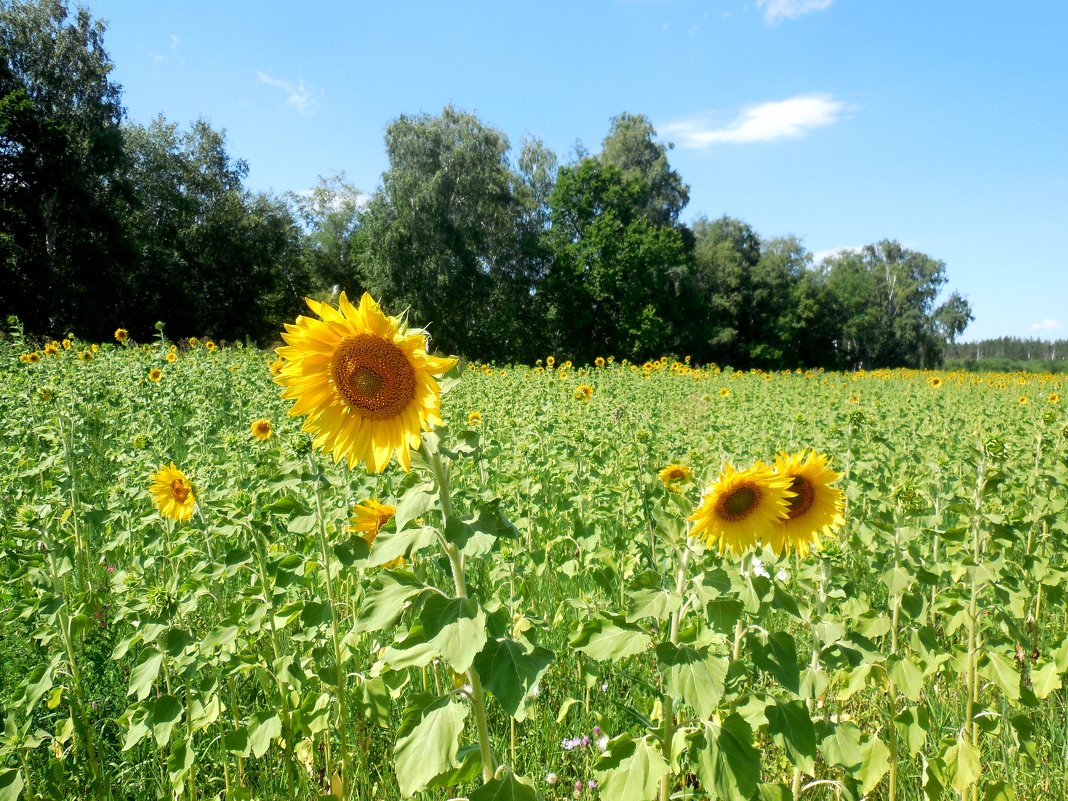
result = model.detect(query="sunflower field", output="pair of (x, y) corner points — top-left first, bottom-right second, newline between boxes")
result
(1, 299), (1067, 801)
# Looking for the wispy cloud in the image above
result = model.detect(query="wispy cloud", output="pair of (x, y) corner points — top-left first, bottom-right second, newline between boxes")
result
(810, 245), (860, 264)
(757, 0), (833, 24)
(257, 71), (320, 117)
(1032, 319), (1064, 333)
(661, 93), (849, 148)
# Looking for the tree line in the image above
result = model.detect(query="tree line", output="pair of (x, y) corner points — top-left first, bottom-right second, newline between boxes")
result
(1, 0), (973, 368)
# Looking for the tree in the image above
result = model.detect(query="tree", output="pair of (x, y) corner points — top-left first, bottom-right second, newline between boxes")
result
(543, 158), (691, 362)
(600, 112), (689, 226)
(356, 106), (531, 360)
(289, 173), (363, 293)
(0, 0), (131, 337)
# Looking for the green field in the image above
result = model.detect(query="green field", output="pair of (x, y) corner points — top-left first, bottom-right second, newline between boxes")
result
(1, 335), (1066, 801)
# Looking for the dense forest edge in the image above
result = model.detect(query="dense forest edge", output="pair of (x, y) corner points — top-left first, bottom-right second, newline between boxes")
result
(4, 0), (1044, 372)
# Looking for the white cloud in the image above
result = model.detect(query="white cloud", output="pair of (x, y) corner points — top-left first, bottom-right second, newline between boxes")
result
(757, 0), (833, 24)
(661, 93), (848, 148)
(810, 246), (860, 264)
(257, 71), (319, 117)
(1032, 319), (1064, 332)
(169, 34), (180, 49)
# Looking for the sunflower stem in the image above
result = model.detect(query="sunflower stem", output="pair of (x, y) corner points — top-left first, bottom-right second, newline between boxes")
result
(423, 440), (497, 784)
(309, 454), (352, 799)
(660, 540), (692, 801)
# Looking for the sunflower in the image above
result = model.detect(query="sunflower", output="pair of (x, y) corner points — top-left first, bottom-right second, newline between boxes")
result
(149, 463), (196, 521)
(114, 328), (128, 342)
(78, 350), (93, 362)
(574, 384), (593, 401)
(250, 419), (273, 440)
(765, 451), (845, 557)
(848, 394), (860, 404)
(61, 338), (72, 350)
(148, 368), (163, 382)
(275, 292), (457, 473)
(595, 357), (605, 368)
(658, 464), (693, 492)
(25, 352), (41, 363)
(719, 387), (731, 398)
(44, 341), (59, 356)
(271, 357), (285, 376)
(929, 376), (943, 389)
(187, 337), (199, 348)
(467, 411), (483, 426)
(689, 462), (793, 555)
(204, 340), (218, 352)
(1049, 393), (1061, 404)
(349, 498), (396, 544)
(546, 356), (555, 368)
(166, 351), (177, 363)
(1018, 396), (1028, 405)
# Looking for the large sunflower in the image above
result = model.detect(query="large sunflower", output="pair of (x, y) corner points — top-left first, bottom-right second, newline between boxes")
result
(349, 498), (396, 544)
(689, 462), (793, 555)
(766, 450), (845, 557)
(275, 292), (457, 473)
(149, 463), (196, 522)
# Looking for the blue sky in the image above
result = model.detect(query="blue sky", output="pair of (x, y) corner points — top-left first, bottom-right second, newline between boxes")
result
(83, 0), (1067, 342)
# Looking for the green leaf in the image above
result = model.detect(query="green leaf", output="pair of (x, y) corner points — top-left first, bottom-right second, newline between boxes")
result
(654, 642), (728, 719)
(248, 711), (281, 759)
(167, 737), (194, 787)
(223, 728), (250, 757)
(887, 654), (924, 701)
(119, 702), (150, 752)
(1031, 660), (1062, 699)
(128, 648), (164, 701)
(765, 698), (816, 774)
(571, 614), (651, 661)
(894, 706), (928, 757)
(979, 649), (1021, 701)
(983, 781), (1017, 801)
(148, 695), (183, 748)
(473, 638), (553, 719)
(817, 720), (863, 770)
(858, 733), (891, 793)
(689, 716), (761, 801)
(394, 694), (469, 798)
(353, 571), (427, 634)
(750, 632), (800, 695)
(0, 768), (24, 801)
(468, 771), (538, 801)
(420, 593), (488, 674)
(201, 625), (239, 651)
(393, 480), (437, 532)
(944, 736), (981, 797)
(427, 744), (483, 789)
(593, 735), (670, 801)
(881, 566), (914, 596)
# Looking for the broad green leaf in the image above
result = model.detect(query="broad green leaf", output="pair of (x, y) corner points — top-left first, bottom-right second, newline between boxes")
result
(626, 581), (682, 623)
(148, 695), (183, 748)
(128, 648), (164, 701)
(248, 711), (281, 759)
(765, 698), (816, 774)
(758, 784), (792, 801)
(223, 728), (250, 757)
(473, 637), (553, 718)
(654, 642), (728, 719)
(394, 694), (469, 798)
(593, 735), (669, 801)
(690, 715), (761, 801)
(353, 571), (427, 634)
(858, 733), (891, 793)
(468, 771), (538, 801)
(119, 702), (150, 752)
(201, 625), (239, 651)
(427, 744), (483, 789)
(420, 593), (488, 674)
(983, 781), (1017, 801)
(167, 737), (194, 787)
(944, 736), (981, 797)
(1031, 660), (1062, 699)
(571, 615), (651, 661)
(817, 720), (863, 770)
(887, 654), (924, 701)
(750, 632), (800, 695)
(979, 649), (1021, 701)
(881, 566), (914, 596)
(894, 707), (928, 757)
(0, 768), (24, 801)
(393, 480), (437, 532)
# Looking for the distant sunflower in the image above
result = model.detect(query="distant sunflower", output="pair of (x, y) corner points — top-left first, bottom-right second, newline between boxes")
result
(719, 387), (731, 398)
(250, 419), (273, 440)
(114, 328), (128, 342)
(689, 462), (793, 555)
(848, 394), (860, 404)
(766, 451), (845, 557)
(467, 411), (483, 426)
(275, 292), (457, 473)
(187, 337), (199, 348)
(271, 357), (285, 376)
(574, 384), (593, 401)
(546, 356), (555, 368)
(658, 464), (693, 492)
(24, 352), (41, 363)
(595, 357), (606, 368)
(166, 351), (178, 363)
(62, 338), (72, 350)
(44, 341), (59, 356)
(1018, 396), (1028, 405)
(349, 498), (396, 544)
(78, 350), (93, 362)
(1049, 393), (1061, 404)
(929, 376), (943, 389)
(148, 368), (162, 382)
(204, 340), (218, 352)
(149, 463), (196, 522)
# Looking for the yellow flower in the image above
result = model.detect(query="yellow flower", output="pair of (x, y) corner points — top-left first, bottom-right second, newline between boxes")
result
(929, 376), (943, 389)
(148, 368), (162, 382)
(271, 357), (285, 376)
(574, 384), (593, 401)
(61, 338), (72, 350)
(689, 462), (793, 555)
(275, 291), (457, 473)
(187, 337), (199, 348)
(1018, 396), (1028, 405)
(205, 340), (218, 352)
(658, 464), (693, 491)
(467, 411), (483, 426)
(766, 451), (845, 557)
(44, 341), (59, 356)
(114, 328), (128, 342)
(349, 498), (396, 544)
(78, 350), (92, 362)
(594, 357), (605, 368)
(149, 463), (196, 521)
(166, 351), (177, 363)
(559, 370), (568, 380)
(1049, 393), (1061, 404)
(848, 394), (859, 404)
(546, 356), (555, 368)
(250, 419), (273, 440)
(27, 352), (41, 363)
(719, 387), (730, 398)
